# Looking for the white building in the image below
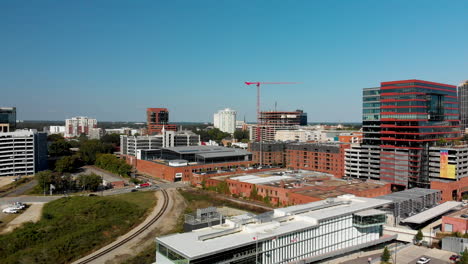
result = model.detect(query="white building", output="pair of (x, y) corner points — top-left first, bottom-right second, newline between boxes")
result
(88, 128), (104, 140)
(0, 130), (48, 177)
(156, 195), (394, 264)
(65, 116), (98, 138)
(48, 126), (66, 135)
(214, 108), (237, 134)
(121, 130), (200, 157)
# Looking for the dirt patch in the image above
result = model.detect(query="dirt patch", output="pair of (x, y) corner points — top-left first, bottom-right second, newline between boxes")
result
(0, 176), (18, 189)
(0, 203), (44, 234)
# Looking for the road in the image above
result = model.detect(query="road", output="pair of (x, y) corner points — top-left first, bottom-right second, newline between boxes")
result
(0, 179), (37, 198)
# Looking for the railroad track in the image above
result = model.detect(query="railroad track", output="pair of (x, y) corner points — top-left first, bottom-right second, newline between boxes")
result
(75, 189), (170, 264)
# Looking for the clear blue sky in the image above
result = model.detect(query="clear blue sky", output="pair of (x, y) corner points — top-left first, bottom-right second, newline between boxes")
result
(1, 1), (467, 123)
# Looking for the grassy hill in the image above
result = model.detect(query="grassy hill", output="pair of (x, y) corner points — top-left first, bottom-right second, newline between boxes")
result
(0, 191), (156, 264)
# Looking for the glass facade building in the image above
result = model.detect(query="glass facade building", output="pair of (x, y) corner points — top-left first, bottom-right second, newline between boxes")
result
(0, 107), (16, 132)
(458, 81), (468, 133)
(347, 80), (461, 189)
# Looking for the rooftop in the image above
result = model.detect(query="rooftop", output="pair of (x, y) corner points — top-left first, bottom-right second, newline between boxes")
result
(376, 188), (440, 203)
(445, 206), (468, 220)
(402, 201), (462, 224)
(156, 195), (391, 259)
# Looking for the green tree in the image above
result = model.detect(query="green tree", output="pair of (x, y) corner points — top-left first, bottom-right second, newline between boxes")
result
(49, 140), (72, 157)
(381, 246), (391, 263)
(216, 181), (230, 195)
(55, 155), (80, 174)
(414, 229), (423, 243)
(35, 170), (54, 194)
(101, 133), (121, 146)
(234, 130), (249, 141)
(95, 153), (132, 176)
(47, 134), (65, 142)
(250, 185), (259, 200)
(77, 173), (102, 192)
(459, 248), (468, 264)
(79, 140), (113, 164)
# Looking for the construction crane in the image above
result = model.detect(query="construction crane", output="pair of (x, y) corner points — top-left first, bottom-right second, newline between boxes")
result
(245, 82), (297, 166)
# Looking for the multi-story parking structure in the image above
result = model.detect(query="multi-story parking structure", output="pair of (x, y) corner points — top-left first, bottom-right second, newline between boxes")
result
(0, 130), (47, 177)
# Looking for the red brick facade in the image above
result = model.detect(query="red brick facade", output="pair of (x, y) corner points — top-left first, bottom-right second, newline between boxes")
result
(431, 177), (468, 202)
(286, 144), (350, 178)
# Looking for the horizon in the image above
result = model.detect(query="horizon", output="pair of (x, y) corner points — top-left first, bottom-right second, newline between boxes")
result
(1, 1), (467, 122)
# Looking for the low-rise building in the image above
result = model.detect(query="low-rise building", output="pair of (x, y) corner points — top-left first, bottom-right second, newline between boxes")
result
(156, 195), (394, 264)
(249, 142), (287, 167)
(442, 207), (468, 233)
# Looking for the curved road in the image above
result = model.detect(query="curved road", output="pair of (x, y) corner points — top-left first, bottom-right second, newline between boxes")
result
(72, 189), (170, 264)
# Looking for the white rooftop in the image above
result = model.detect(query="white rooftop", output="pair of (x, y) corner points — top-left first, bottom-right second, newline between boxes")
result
(401, 201), (462, 224)
(156, 195), (392, 259)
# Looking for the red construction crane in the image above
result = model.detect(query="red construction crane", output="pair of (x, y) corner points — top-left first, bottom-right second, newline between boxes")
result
(245, 82), (297, 165)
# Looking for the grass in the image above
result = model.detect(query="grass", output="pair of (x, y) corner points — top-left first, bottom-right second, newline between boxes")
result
(0, 191), (156, 264)
(124, 189), (270, 264)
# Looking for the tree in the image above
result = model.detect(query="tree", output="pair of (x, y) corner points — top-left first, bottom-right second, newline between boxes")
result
(381, 246), (391, 263)
(79, 140), (113, 164)
(77, 173), (102, 192)
(460, 248), (468, 264)
(49, 140), (72, 157)
(47, 134), (65, 142)
(216, 181), (230, 195)
(234, 130), (249, 141)
(101, 133), (121, 146)
(414, 229), (423, 243)
(249, 185), (260, 200)
(95, 154), (132, 177)
(35, 170), (54, 194)
(55, 155), (81, 174)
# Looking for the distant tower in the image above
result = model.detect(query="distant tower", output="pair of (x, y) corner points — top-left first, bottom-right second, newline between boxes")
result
(146, 108), (177, 135)
(458, 80), (468, 133)
(213, 108), (237, 134)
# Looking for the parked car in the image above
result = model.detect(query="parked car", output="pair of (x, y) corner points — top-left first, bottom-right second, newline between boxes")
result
(131, 189), (138, 192)
(461, 214), (468, 218)
(417, 257), (431, 264)
(2, 207), (19, 214)
(11, 202), (26, 210)
(449, 255), (460, 261)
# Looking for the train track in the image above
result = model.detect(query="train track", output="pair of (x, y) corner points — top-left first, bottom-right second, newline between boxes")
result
(75, 189), (170, 264)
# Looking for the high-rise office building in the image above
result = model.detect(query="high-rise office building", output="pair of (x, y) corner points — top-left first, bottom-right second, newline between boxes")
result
(346, 79), (461, 189)
(458, 80), (468, 133)
(147, 108), (177, 135)
(0, 107), (16, 133)
(65, 116), (98, 138)
(213, 108), (237, 134)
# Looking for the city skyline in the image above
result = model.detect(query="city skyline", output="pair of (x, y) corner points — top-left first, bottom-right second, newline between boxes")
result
(1, 1), (468, 122)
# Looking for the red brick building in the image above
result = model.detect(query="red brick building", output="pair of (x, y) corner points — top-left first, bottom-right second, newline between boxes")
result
(442, 208), (468, 233)
(207, 170), (391, 206)
(286, 143), (350, 178)
(249, 142), (287, 166)
(146, 108), (177, 135)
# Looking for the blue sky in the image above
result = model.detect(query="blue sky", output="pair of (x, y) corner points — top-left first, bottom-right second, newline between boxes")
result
(1, 1), (467, 122)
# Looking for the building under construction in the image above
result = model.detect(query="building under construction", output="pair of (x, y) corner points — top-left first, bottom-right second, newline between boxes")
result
(250, 110), (307, 142)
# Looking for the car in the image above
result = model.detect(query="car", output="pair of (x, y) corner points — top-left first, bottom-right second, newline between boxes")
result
(461, 214), (468, 218)
(450, 255), (460, 261)
(416, 257), (431, 264)
(2, 207), (19, 214)
(131, 189), (138, 192)
(88, 193), (98, 197)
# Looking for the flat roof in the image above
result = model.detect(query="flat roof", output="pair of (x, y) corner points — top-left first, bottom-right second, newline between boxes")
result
(401, 201), (462, 224)
(376, 188), (440, 203)
(156, 195), (392, 259)
(163, 145), (250, 156)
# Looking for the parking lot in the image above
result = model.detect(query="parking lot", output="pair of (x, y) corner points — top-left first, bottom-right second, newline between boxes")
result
(397, 245), (452, 264)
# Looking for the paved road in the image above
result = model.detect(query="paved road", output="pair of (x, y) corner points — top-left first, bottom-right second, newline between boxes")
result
(408, 255), (449, 264)
(0, 196), (62, 208)
(0, 179), (37, 198)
